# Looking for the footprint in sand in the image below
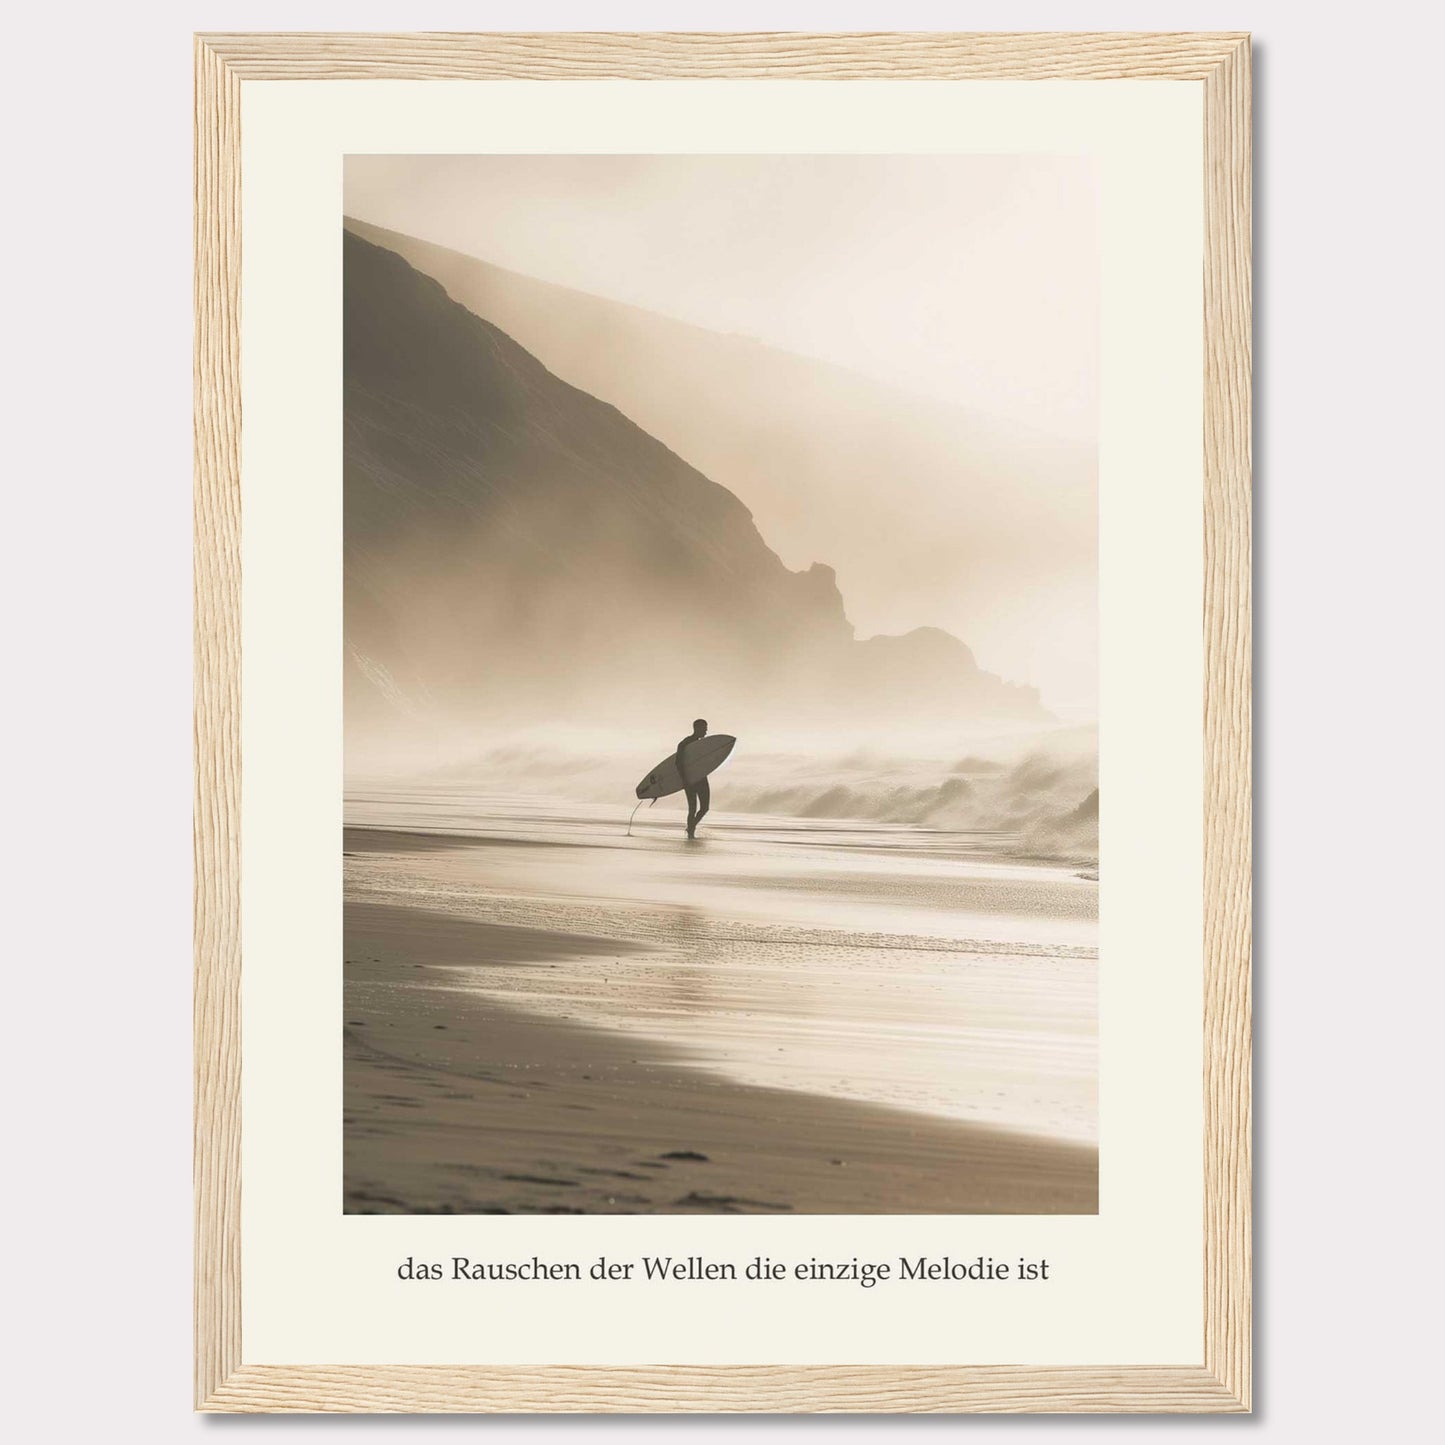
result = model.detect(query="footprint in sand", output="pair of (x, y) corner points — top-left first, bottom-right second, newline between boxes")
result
(674, 1191), (791, 1212)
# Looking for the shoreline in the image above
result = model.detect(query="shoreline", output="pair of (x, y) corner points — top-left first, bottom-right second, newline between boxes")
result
(345, 886), (1098, 1216)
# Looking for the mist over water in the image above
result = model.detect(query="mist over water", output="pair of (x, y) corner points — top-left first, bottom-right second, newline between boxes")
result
(343, 159), (1101, 838)
(349, 720), (1098, 869)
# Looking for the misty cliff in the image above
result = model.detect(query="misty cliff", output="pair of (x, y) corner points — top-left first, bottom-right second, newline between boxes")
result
(344, 218), (1097, 715)
(344, 231), (1045, 739)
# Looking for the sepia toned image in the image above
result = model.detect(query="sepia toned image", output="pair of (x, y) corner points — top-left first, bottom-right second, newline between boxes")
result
(342, 154), (1100, 1216)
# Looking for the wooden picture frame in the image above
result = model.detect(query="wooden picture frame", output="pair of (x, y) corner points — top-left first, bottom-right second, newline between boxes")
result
(195, 30), (1250, 1413)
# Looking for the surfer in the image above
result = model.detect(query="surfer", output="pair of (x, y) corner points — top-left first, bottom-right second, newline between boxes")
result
(676, 719), (711, 839)
(629, 726), (733, 839)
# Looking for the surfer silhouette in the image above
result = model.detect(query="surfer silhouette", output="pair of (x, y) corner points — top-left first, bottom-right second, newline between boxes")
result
(676, 719), (711, 839)
(628, 724), (733, 839)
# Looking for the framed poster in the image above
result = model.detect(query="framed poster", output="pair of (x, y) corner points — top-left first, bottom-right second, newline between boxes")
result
(195, 30), (1251, 1413)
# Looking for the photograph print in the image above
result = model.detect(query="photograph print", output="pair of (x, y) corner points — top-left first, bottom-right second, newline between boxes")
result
(342, 154), (1099, 1216)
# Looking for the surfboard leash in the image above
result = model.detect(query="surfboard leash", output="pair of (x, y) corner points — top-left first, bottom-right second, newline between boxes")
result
(625, 797), (656, 837)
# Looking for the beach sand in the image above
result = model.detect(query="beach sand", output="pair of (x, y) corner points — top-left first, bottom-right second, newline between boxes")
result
(343, 794), (1097, 1215)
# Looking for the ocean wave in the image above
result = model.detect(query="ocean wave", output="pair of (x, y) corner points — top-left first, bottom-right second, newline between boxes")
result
(407, 737), (1099, 865)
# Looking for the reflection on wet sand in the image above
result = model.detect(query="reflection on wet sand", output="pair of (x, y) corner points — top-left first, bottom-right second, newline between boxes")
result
(343, 792), (1097, 1214)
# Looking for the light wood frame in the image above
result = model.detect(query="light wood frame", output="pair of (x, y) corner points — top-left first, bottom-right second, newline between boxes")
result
(195, 30), (1251, 1413)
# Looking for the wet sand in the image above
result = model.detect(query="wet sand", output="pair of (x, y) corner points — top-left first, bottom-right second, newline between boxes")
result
(344, 795), (1097, 1214)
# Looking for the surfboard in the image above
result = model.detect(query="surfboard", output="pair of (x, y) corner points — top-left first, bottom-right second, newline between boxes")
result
(634, 735), (736, 800)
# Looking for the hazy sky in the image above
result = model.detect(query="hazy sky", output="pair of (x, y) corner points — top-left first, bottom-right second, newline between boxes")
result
(345, 154), (1099, 445)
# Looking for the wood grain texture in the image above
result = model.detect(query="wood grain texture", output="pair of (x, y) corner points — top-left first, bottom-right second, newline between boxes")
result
(193, 33), (242, 1411)
(193, 30), (1251, 1414)
(205, 1365), (1243, 1414)
(197, 29), (1248, 80)
(1201, 35), (1253, 1413)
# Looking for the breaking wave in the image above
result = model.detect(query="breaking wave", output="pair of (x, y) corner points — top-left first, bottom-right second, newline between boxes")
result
(406, 733), (1099, 865)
